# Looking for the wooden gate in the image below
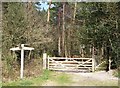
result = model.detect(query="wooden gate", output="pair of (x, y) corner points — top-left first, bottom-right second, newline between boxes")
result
(47, 56), (95, 72)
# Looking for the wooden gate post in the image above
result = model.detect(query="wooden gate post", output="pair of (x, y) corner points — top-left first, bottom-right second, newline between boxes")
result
(43, 53), (47, 69)
(48, 55), (49, 70)
(92, 57), (95, 72)
(92, 46), (95, 72)
(109, 59), (112, 71)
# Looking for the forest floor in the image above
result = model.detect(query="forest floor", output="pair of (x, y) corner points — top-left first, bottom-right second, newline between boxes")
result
(3, 70), (119, 86)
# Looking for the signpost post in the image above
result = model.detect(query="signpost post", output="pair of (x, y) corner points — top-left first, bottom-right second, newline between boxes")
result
(10, 44), (34, 79)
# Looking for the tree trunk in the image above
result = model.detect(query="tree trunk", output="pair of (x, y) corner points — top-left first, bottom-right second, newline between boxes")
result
(73, 2), (77, 24)
(0, 2), (2, 80)
(58, 7), (61, 56)
(68, 28), (71, 57)
(101, 46), (104, 59)
(92, 46), (96, 66)
(106, 45), (110, 72)
(62, 3), (65, 57)
(47, 1), (51, 23)
(47, 1), (51, 29)
(58, 36), (61, 56)
(68, 2), (77, 57)
(65, 44), (68, 57)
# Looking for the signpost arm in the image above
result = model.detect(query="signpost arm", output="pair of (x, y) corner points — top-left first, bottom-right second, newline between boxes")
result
(10, 44), (34, 79)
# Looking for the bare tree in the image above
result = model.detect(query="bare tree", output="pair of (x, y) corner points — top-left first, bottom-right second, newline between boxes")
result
(47, 0), (51, 23)
(62, 2), (65, 57)
(58, 7), (62, 56)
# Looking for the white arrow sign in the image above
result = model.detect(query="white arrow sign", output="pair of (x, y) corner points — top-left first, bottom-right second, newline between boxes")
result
(10, 44), (34, 79)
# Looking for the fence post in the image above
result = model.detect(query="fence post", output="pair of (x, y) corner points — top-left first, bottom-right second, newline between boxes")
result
(43, 53), (47, 69)
(48, 55), (49, 70)
(109, 59), (112, 71)
(92, 57), (95, 72)
(92, 46), (95, 72)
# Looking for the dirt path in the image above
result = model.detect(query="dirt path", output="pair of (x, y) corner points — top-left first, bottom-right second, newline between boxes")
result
(66, 71), (118, 86)
(42, 71), (118, 86)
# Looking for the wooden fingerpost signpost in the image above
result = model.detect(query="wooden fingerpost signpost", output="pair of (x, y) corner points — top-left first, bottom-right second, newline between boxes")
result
(10, 44), (34, 79)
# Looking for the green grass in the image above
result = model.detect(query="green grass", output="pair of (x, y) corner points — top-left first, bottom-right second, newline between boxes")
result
(118, 70), (120, 78)
(0, 81), (2, 87)
(56, 73), (72, 85)
(2, 70), (72, 86)
(2, 70), (118, 86)
(3, 79), (33, 86)
(3, 70), (52, 86)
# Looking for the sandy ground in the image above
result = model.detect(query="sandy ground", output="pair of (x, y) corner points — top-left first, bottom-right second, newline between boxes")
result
(42, 70), (119, 86)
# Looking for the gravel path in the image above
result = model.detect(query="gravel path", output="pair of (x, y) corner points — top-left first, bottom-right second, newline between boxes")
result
(42, 70), (118, 86)
(69, 71), (118, 81)
(66, 70), (118, 86)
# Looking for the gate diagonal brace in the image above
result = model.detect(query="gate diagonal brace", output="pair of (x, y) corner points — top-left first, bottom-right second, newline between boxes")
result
(50, 58), (66, 68)
(72, 59), (92, 68)
(49, 57), (93, 70)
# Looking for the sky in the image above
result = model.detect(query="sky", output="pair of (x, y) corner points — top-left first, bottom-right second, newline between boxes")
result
(35, 1), (55, 11)
(35, 0), (119, 11)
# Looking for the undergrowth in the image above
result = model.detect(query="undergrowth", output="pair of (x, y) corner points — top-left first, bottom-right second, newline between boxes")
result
(2, 70), (52, 86)
(113, 69), (120, 78)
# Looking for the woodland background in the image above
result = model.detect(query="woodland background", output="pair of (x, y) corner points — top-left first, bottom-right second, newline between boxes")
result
(1, 2), (120, 82)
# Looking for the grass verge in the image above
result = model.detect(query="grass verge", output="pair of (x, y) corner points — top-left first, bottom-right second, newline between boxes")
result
(56, 73), (72, 85)
(2, 70), (52, 86)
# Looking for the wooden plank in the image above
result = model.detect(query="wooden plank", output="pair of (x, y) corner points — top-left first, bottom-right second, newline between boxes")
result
(49, 63), (92, 67)
(49, 66), (92, 69)
(49, 68), (91, 71)
(49, 61), (92, 63)
(48, 57), (66, 59)
(49, 64), (78, 66)
(49, 67), (92, 70)
(68, 58), (92, 60)
(49, 57), (92, 60)
(49, 59), (92, 64)
(49, 63), (92, 65)
(77, 65), (92, 67)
